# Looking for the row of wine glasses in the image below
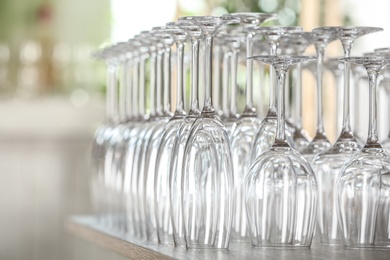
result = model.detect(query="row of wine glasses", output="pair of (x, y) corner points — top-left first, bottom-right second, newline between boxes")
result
(90, 13), (390, 249)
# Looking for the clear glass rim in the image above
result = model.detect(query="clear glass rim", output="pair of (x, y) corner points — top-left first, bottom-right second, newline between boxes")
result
(248, 54), (316, 64)
(222, 12), (278, 24)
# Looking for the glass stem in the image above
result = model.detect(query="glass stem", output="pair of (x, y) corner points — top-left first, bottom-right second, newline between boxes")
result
(258, 62), (265, 118)
(106, 62), (118, 122)
(139, 54), (146, 117)
(132, 57), (140, 119)
(189, 38), (200, 115)
(230, 48), (238, 117)
(222, 50), (231, 117)
(213, 44), (221, 114)
(149, 51), (157, 117)
(156, 47), (164, 115)
(244, 32), (255, 115)
(341, 42), (353, 135)
(163, 47), (172, 115)
(315, 43), (326, 134)
(174, 41), (186, 117)
(365, 69), (380, 147)
(275, 68), (287, 144)
(354, 75), (362, 136)
(119, 60), (127, 121)
(267, 41), (277, 117)
(202, 35), (215, 113)
(125, 60), (133, 119)
(295, 63), (302, 129)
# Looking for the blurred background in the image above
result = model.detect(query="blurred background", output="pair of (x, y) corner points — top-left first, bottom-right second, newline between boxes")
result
(0, 0), (390, 259)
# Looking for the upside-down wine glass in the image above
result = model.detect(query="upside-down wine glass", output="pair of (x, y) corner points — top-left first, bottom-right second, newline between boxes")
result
(130, 32), (161, 240)
(246, 55), (317, 247)
(301, 28), (337, 162)
(325, 58), (344, 138)
(181, 15), (239, 249)
(90, 46), (119, 226)
(153, 24), (187, 245)
(250, 26), (302, 162)
(139, 31), (173, 242)
(312, 26), (383, 244)
(222, 12), (278, 241)
(337, 55), (390, 248)
(125, 36), (150, 238)
(169, 16), (202, 247)
(280, 32), (314, 152)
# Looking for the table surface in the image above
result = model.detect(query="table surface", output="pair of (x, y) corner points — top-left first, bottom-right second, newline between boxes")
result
(66, 215), (390, 260)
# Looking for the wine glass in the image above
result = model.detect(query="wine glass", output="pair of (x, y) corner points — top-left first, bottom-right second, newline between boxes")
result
(153, 24), (187, 245)
(137, 31), (173, 242)
(280, 32), (315, 152)
(217, 31), (246, 136)
(222, 12), (279, 241)
(325, 58), (344, 138)
(300, 28), (337, 162)
(250, 26), (303, 162)
(181, 15), (239, 249)
(124, 36), (150, 238)
(246, 55), (317, 247)
(380, 77), (390, 150)
(167, 17), (203, 247)
(90, 45), (119, 226)
(311, 26), (383, 245)
(337, 55), (390, 248)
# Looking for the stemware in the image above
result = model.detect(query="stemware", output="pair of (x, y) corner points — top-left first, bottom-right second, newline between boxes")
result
(246, 55), (317, 247)
(169, 16), (202, 247)
(325, 58), (344, 138)
(301, 28), (337, 162)
(223, 12), (278, 240)
(380, 77), (390, 150)
(138, 31), (173, 242)
(181, 15), (239, 249)
(125, 37), (150, 238)
(250, 26), (302, 162)
(280, 32), (315, 152)
(90, 45), (119, 225)
(337, 56), (390, 248)
(153, 24), (187, 245)
(312, 26), (383, 244)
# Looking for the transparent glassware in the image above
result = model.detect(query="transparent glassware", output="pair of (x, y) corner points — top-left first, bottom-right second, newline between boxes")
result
(217, 31), (245, 136)
(137, 31), (173, 242)
(337, 56), (390, 248)
(90, 46), (120, 226)
(181, 15), (239, 249)
(169, 16), (202, 247)
(104, 42), (136, 232)
(380, 77), (390, 150)
(351, 62), (367, 146)
(250, 26), (302, 162)
(311, 26), (383, 245)
(301, 28), (337, 162)
(125, 37), (150, 238)
(222, 12), (278, 241)
(153, 24), (187, 245)
(325, 58), (344, 138)
(246, 55), (317, 247)
(280, 32), (314, 152)
(122, 39), (145, 237)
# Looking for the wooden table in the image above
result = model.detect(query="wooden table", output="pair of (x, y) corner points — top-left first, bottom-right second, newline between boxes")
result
(66, 215), (390, 260)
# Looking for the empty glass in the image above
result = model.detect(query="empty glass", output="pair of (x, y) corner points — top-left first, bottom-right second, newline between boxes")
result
(154, 24), (187, 245)
(181, 15), (239, 249)
(246, 55), (317, 247)
(250, 26), (302, 162)
(312, 26), (383, 244)
(301, 28), (337, 162)
(337, 55), (390, 248)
